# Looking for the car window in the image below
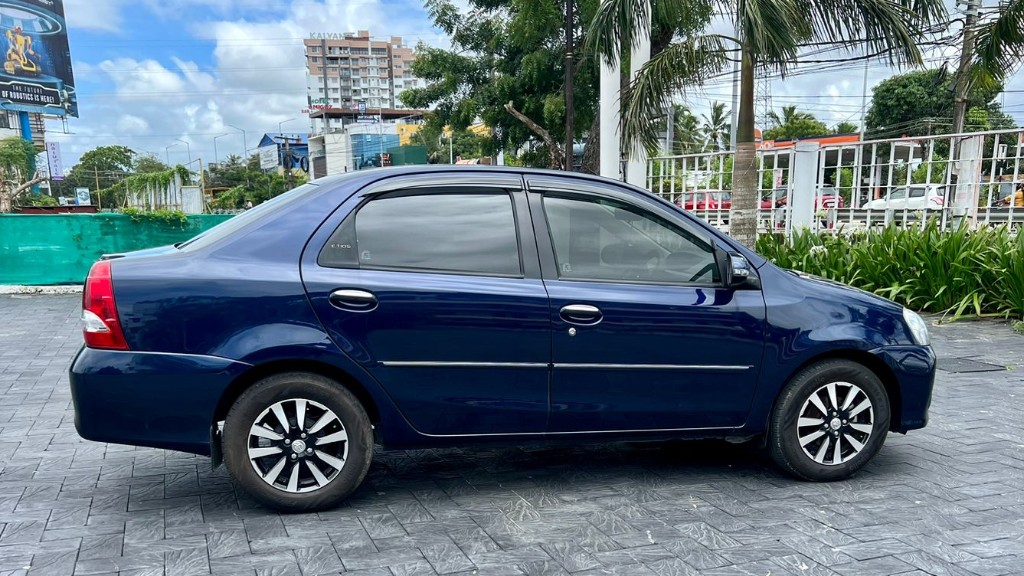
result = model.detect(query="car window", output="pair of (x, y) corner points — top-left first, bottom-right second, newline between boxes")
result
(908, 187), (926, 198)
(542, 194), (719, 284)
(319, 191), (522, 277)
(888, 189), (907, 200)
(178, 182), (320, 251)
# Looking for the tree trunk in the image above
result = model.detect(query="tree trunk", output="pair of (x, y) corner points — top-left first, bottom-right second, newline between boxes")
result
(0, 176), (47, 213)
(505, 101), (564, 169)
(729, 44), (758, 247)
(580, 114), (600, 174)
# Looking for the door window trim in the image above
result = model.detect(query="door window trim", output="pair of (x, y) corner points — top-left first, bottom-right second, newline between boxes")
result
(530, 189), (724, 289)
(316, 187), (530, 279)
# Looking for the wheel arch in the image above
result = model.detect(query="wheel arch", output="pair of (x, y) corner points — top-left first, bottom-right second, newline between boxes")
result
(214, 359), (383, 431)
(767, 349), (903, 433)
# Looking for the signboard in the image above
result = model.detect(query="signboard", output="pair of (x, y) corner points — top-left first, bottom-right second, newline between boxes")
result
(358, 101), (366, 114)
(0, 1), (78, 117)
(74, 187), (90, 205)
(258, 145), (278, 170)
(355, 114), (379, 124)
(45, 140), (62, 180)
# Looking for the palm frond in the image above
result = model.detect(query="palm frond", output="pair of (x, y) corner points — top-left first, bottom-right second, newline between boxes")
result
(804, 0), (946, 67)
(587, 0), (653, 65)
(620, 35), (728, 156)
(739, 0), (808, 68)
(971, 0), (1024, 84)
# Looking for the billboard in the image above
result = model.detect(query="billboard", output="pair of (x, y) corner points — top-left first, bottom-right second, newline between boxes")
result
(0, 1), (77, 117)
(258, 145), (278, 170)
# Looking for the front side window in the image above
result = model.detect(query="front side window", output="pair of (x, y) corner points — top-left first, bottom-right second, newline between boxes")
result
(319, 192), (522, 277)
(542, 194), (719, 284)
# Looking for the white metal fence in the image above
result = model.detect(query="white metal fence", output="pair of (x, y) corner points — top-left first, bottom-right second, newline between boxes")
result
(648, 128), (1024, 236)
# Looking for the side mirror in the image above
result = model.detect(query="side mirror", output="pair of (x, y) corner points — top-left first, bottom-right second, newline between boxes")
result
(714, 242), (751, 288)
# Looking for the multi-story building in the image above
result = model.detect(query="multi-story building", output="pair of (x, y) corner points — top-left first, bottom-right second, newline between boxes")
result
(303, 30), (426, 134)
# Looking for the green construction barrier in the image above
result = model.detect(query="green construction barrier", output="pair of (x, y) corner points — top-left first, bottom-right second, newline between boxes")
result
(0, 213), (234, 285)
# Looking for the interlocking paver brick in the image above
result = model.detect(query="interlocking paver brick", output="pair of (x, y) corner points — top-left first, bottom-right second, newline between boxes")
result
(2, 294), (1024, 575)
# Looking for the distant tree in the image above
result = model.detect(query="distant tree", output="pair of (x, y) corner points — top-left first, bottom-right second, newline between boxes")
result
(134, 154), (169, 174)
(864, 69), (1007, 138)
(762, 107), (829, 141)
(0, 137), (45, 212)
(669, 105), (702, 154)
(832, 121), (859, 135)
(57, 145), (136, 206)
(701, 101), (730, 151)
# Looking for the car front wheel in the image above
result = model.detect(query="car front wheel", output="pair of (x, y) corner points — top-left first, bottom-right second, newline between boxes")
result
(223, 372), (373, 512)
(769, 359), (890, 481)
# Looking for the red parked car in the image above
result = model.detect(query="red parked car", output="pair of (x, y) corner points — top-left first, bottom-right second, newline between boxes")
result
(675, 191), (732, 211)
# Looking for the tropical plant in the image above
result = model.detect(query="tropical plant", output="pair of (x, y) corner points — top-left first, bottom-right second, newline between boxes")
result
(701, 101), (730, 151)
(968, 0), (1024, 103)
(833, 121), (859, 134)
(669, 104), (703, 154)
(588, 0), (948, 247)
(0, 137), (45, 213)
(755, 222), (1024, 320)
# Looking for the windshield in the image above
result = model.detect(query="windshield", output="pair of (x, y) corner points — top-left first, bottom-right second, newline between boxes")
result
(177, 182), (320, 251)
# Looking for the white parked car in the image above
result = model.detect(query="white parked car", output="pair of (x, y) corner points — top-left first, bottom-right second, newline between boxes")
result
(865, 185), (946, 211)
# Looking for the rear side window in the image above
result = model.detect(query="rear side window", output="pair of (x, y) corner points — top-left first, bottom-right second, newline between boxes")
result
(319, 192), (522, 277)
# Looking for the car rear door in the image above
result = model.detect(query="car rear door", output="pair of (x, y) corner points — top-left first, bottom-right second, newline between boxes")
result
(301, 174), (551, 436)
(525, 175), (767, 432)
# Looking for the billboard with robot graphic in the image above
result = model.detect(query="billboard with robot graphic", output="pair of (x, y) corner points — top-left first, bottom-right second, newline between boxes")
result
(0, 0), (77, 117)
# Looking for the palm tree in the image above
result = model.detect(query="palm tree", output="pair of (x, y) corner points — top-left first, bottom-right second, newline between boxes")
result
(701, 101), (731, 151)
(970, 0), (1024, 90)
(671, 105), (703, 154)
(588, 0), (946, 246)
(767, 105), (812, 129)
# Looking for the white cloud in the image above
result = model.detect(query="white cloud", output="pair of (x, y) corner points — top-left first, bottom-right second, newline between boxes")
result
(64, 0), (129, 33)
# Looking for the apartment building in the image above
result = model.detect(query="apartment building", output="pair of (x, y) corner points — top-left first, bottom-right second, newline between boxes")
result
(303, 30), (426, 133)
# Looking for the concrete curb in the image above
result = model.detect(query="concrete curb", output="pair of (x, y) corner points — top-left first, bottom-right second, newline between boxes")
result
(0, 285), (82, 295)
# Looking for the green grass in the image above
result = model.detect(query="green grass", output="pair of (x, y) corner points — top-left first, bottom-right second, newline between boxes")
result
(756, 221), (1024, 322)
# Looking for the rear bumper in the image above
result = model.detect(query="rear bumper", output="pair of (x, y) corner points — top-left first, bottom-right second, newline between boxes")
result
(871, 344), (936, 432)
(69, 346), (251, 455)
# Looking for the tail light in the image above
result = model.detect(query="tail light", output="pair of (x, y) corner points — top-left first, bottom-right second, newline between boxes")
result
(82, 260), (129, 350)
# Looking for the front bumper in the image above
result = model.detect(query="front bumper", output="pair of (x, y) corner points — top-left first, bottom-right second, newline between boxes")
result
(69, 346), (251, 455)
(871, 344), (936, 432)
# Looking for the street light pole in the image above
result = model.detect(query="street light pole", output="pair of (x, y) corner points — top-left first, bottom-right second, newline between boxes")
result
(175, 138), (192, 164)
(279, 118), (298, 190)
(226, 124), (248, 163)
(213, 134), (228, 166)
(165, 142), (178, 165)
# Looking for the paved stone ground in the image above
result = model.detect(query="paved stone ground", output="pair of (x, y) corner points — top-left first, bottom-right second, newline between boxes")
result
(2, 294), (1023, 576)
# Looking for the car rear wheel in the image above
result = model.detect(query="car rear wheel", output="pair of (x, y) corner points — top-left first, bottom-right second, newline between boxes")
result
(223, 372), (373, 512)
(769, 359), (890, 481)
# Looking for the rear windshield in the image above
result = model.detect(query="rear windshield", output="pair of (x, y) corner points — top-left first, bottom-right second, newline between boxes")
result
(177, 182), (320, 252)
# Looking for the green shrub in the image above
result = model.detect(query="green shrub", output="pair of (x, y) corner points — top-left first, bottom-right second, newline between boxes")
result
(120, 207), (188, 228)
(755, 221), (1024, 321)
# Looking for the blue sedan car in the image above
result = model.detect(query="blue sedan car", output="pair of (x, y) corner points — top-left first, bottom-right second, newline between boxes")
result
(70, 167), (935, 511)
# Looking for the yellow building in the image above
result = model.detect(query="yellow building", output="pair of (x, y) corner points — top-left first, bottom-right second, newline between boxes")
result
(397, 123), (421, 146)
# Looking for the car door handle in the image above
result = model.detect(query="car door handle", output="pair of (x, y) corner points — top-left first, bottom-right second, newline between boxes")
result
(329, 289), (378, 312)
(560, 304), (602, 326)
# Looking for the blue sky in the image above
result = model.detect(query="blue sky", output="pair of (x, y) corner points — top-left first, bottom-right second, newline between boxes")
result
(50, 0), (1024, 169)
(53, 0), (449, 167)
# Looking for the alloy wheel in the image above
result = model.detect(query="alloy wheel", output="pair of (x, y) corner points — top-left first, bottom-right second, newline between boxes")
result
(796, 381), (874, 466)
(247, 398), (349, 493)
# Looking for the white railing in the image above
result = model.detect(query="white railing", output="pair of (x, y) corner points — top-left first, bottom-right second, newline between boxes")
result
(649, 128), (1024, 236)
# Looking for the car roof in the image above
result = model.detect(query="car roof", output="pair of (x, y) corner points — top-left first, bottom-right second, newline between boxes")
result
(311, 164), (647, 192)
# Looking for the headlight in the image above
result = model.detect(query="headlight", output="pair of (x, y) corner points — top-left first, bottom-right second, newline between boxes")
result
(903, 308), (930, 346)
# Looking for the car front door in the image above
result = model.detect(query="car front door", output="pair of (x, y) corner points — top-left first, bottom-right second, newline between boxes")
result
(526, 176), (767, 432)
(302, 177), (551, 436)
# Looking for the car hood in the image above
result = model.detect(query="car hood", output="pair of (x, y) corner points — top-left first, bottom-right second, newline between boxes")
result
(787, 269), (904, 313)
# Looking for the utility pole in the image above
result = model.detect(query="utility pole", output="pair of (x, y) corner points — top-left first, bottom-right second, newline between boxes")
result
(949, 0), (981, 204)
(951, 0), (981, 138)
(564, 0), (575, 171)
(284, 136), (295, 190)
(94, 165), (101, 210)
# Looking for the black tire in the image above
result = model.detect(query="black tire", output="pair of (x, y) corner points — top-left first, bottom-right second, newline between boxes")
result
(223, 372), (373, 512)
(769, 359), (890, 481)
